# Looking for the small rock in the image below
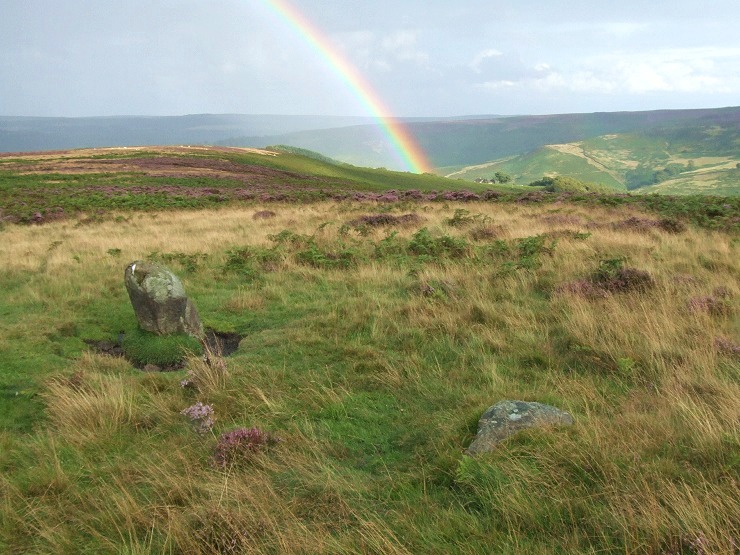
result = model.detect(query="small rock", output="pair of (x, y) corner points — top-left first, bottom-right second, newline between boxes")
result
(467, 400), (574, 455)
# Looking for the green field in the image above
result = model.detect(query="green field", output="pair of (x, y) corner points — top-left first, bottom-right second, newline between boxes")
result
(0, 148), (738, 553)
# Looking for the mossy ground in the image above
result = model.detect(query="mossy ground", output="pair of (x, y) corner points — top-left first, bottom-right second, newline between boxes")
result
(120, 328), (203, 369)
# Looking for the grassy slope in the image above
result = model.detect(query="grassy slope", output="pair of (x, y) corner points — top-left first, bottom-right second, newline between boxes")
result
(0, 197), (738, 553)
(641, 167), (740, 196)
(0, 147), (529, 223)
(448, 122), (740, 195)
(0, 146), (461, 190)
(445, 147), (625, 189)
(241, 106), (739, 170)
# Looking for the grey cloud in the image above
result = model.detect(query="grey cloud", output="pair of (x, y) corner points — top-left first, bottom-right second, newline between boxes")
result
(1, 0), (739, 117)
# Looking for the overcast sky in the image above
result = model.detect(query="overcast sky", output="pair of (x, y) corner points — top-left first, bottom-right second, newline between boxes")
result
(2, 0), (739, 118)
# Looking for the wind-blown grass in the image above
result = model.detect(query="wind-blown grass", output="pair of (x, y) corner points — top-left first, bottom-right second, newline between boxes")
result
(0, 200), (737, 553)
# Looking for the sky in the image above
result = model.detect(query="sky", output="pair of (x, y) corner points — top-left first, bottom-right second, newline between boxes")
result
(2, 0), (739, 118)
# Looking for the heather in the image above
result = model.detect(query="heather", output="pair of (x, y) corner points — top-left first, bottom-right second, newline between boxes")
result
(1, 147), (739, 232)
(0, 194), (738, 551)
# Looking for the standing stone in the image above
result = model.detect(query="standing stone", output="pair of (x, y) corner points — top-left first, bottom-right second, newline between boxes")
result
(467, 400), (574, 455)
(124, 260), (204, 337)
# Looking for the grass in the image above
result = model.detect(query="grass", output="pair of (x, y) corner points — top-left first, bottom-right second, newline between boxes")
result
(120, 328), (202, 369)
(1, 197), (738, 553)
(1, 147), (738, 235)
(0, 146), (521, 223)
(447, 146), (626, 189)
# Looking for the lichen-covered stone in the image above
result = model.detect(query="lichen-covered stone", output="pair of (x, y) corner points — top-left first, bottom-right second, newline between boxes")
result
(124, 260), (203, 337)
(467, 400), (574, 455)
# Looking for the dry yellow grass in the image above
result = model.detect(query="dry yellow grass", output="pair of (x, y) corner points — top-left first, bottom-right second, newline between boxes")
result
(1, 200), (738, 553)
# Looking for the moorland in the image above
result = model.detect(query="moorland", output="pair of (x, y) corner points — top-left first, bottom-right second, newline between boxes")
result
(0, 146), (738, 554)
(3, 107), (739, 197)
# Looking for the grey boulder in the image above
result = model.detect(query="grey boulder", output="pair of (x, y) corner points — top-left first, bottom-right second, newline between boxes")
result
(124, 260), (204, 337)
(467, 400), (574, 455)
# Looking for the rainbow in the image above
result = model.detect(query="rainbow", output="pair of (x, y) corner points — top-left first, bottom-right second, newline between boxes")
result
(261, 0), (432, 173)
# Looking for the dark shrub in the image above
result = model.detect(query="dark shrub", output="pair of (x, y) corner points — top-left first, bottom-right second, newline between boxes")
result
(469, 224), (503, 241)
(347, 213), (421, 228)
(687, 295), (732, 316)
(714, 336), (740, 357)
(612, 216), (658, 232)
(481, 190), (502, 200)
(441, 190), (480, 201)
(592, 258), (654, 293)
(658, 217), (686, 233)
(516, 191), (547, 203)
(558, 257), (654, 297)
(214, 427), (279, 468)
(602, 267), (655, 293)
(612, 216), (686, 234)
(555, 279), (610, 299)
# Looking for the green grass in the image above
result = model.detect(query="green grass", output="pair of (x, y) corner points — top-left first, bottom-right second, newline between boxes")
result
(447, 147), (625, 189)
(120, 328), (202, 368)
(0, 198), (738, 553)
(0, 149), (738, 552)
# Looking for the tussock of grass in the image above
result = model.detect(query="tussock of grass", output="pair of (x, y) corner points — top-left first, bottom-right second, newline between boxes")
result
(0, 201), (738, 553)
(180, 345), (229, 397)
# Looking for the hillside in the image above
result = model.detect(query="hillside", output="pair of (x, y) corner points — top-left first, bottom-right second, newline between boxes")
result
(448, 117), (740, 195)
(3, 108), (739, 192)
(220, 106), (740, 174)
(0, 145), (500, 223)
(2, 146), (738, 228)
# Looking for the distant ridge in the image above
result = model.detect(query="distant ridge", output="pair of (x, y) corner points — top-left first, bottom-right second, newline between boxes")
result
(2, 108), (738, 180)
(0, 114), (379, 153)
(0, 113), (508, 154)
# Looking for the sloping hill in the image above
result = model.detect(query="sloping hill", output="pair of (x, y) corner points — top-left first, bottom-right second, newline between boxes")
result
(4, 107), (738, 173)
(639, 164), (740, 196)
(444, 145), (625, 189)
(3, 108), (738, 194)
(222, 106), (740, 171)
(0, 145), (523, 223)
(447, 116), (740, 195)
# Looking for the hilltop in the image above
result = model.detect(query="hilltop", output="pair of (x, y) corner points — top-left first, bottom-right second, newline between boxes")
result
(0, 145), (499, 225)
